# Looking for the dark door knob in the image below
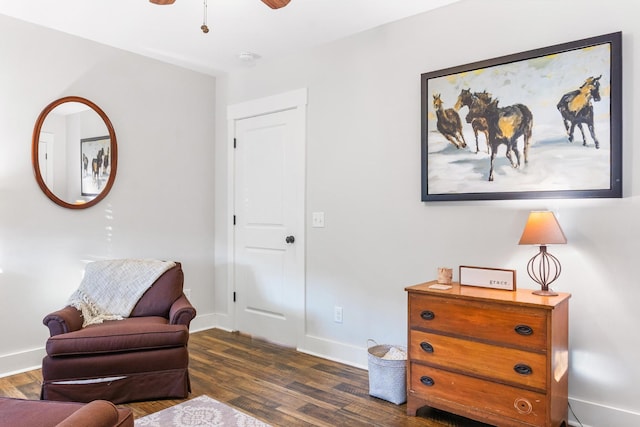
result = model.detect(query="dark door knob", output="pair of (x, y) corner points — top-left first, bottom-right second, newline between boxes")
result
(285, 235), (295, 244)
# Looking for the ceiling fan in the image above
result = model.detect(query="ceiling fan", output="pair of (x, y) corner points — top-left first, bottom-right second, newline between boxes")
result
(149, 0), (291, 9)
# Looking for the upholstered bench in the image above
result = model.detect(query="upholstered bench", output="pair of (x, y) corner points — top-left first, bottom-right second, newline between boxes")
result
(0, 397), (133, 427)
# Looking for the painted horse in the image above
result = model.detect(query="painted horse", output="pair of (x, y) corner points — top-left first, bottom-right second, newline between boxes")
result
(432, 93), (466, 149)
(455, 88), (491, 154)
(466, 95), (533, 181)
(557, 75), (602, 149)
(92, 148), (104, 184)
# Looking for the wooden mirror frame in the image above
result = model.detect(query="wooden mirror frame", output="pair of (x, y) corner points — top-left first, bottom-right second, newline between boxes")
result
(32, 96), (118, 209)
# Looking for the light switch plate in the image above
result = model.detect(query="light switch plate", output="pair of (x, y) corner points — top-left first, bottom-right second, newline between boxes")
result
(312, 212), (325, 228)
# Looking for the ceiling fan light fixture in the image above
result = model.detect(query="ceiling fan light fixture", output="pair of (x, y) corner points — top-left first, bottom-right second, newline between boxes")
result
(260, 0), (291, 9)
(201, 0), (209, 33)
(149, 0), (291, 34)
(150, 0), (291, 7)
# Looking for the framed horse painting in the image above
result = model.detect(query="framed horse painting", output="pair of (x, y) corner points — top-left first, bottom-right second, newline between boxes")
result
(81, 135), (111, 196)
(421, 32), (622, 202)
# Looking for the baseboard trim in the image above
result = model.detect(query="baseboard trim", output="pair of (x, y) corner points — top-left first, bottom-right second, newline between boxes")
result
(568, 396), (640, 427)
(0, 347), (45, 378)
(189, 313), (217, 332)
(297, 334), (368, 370)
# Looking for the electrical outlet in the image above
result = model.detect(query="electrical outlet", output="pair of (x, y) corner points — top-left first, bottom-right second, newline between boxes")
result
(334, 306), (343, 323)
(184, 288), (191, 299)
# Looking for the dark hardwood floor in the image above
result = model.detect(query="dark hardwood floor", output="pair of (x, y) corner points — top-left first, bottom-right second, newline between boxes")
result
(0, 328), (490, 426)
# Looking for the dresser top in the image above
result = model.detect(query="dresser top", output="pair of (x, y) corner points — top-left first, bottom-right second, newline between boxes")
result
(406, 280), (571, 309)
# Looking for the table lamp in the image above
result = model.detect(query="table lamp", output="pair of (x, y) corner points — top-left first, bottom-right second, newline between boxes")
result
(518, 211), (567, 296)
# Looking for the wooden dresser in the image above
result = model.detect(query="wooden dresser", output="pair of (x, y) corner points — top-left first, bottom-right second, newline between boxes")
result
(406, 281), (570, 427)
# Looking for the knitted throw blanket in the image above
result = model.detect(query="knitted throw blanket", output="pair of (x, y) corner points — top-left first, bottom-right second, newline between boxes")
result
(68, 259), (176, 327)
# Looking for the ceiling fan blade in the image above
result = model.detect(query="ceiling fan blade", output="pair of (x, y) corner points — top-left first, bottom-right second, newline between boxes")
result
(149, 0), (176, 5)
(261, 0), (291, 9)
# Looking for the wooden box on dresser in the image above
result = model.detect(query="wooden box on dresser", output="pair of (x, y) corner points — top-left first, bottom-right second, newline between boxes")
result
(405, 281), (571, 427)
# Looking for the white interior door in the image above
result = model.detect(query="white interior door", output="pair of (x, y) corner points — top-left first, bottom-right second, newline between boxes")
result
(231, 93), (306, 348)
(38, 132), (54, 186)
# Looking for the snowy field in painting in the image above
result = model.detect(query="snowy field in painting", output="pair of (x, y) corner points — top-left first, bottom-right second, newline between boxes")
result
(427, 119), (610, 194)
(425, 42), (613, 196)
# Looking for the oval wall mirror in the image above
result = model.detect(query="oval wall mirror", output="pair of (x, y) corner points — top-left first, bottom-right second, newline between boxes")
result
(32, 96), (118, 209)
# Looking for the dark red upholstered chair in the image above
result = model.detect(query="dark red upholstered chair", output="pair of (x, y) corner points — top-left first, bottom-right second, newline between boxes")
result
(41, 262), (196, 404)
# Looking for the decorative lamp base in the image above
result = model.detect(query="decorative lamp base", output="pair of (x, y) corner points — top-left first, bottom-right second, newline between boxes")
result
(532, 289), (558, 296)
(527, 245), (561, 298)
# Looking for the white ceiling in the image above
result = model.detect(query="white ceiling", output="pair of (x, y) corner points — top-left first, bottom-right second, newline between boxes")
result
(0, 0), (460, 75)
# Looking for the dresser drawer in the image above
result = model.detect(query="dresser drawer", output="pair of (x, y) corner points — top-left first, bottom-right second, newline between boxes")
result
(409, 362), (548, 425)
(409, 294), (547, 350)
(409, 330), (547, 390)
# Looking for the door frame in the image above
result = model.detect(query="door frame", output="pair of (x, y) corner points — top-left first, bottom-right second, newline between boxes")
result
(226, 88), (307, 348)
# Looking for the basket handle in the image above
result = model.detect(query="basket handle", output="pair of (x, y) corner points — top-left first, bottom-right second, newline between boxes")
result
(367, 339), (378, 348)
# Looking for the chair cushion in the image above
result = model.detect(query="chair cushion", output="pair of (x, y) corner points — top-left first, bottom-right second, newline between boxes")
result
(46, 317), (189, 357)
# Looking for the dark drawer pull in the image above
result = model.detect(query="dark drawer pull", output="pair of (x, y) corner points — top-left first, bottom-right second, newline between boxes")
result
(420, 310), (435, 320)
(514, 364), (533, 375)
(420, 376), (435, 386)
(514, 324), (533, 336)
(420, 342), (434, 353)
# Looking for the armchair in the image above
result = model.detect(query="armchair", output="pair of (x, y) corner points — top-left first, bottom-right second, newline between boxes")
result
(41, 261), (196, 404)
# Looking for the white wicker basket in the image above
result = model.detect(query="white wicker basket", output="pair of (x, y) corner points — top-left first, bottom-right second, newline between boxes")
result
(367, 340), (407, 405)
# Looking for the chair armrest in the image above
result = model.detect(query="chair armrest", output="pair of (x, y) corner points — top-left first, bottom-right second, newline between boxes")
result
(169, 294), (196, 327)
(43, 306), (84, 336)
(55, 400), (120, 427)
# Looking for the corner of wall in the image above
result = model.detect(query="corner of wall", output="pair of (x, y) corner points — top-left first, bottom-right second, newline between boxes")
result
(189, 313), (220, 333)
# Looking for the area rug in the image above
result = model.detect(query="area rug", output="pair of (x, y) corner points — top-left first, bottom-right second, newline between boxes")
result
(135, 395), (271, 427)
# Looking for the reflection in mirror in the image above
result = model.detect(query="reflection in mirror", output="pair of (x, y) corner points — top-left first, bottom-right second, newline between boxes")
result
(32, 97), (117, 209)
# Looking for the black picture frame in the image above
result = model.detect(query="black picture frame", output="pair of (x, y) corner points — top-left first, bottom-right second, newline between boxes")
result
(81, 135), (111, 196)
(421, 32), (622, 202)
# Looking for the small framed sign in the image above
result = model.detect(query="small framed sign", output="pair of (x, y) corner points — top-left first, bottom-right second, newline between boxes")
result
(459, 266), (516, 291)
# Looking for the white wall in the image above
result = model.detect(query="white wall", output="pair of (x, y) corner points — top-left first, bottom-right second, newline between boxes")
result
(215, 0), (640, 425)
(2, 1), (639, 425)
(0, 15), (217, 372)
